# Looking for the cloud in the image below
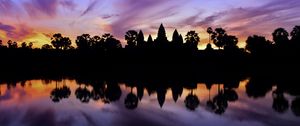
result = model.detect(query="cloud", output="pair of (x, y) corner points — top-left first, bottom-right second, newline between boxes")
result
(60, 0), (77, 10)
(80, 0), (100, 17)
(23, 0), (59, 18)
(101, 14), (119, 19)
(0, 22), (34, 41)
(0, 22), (16, 37)
(110, 0), (188, 41)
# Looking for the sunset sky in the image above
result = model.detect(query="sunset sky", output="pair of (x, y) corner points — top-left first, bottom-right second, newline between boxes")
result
(0, 0), (300, 48)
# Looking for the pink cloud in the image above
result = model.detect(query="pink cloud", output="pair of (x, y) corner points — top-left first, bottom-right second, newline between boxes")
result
(23, 0), (59, 18)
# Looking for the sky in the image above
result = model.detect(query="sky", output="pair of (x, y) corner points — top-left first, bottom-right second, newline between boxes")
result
(0, 0), (300, 48)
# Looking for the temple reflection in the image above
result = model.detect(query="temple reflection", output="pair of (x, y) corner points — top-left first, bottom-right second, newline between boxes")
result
(0, 77), (300, 117)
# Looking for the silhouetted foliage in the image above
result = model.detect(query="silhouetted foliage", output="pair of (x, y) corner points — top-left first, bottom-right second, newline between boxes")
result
(224, 35), (238, 51)
(102, 34), (122, 50)
(211, 28), (226, 50)
(42, 44), (53, 50)
(272, 28), (289, 48)
(51, 33), (72, 50)
(291, 26), (300, 50)
(125, 30), (138, 48)
(7, 40), (18, 49)
(246, 35), (272, 55)
(185, 31), (200, 50)
(76, 34), (92, 50)
(207, 27), (213, 43)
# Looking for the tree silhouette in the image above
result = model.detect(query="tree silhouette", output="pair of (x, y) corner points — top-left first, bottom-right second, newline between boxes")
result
(224, 35), (238, 51)
(155, 24), (169, 48)
(185, 31), (200, 50)
(125, 30), (138, 48)
(207, 27), (213, 43)
(246, 35), (272, 55)
(21, 42), (27, 49)
(7, 40), (18, 49)
(290, 26), (300, 49)
(102, 34), (122, 50)
(91, 35), (103, 49)
(42, 44), (53, 50)
(51, 33), (71, 50)
(272, 28), (289, 48)
(210, 28), (226, 50)
(76, 34), (92, 50)
(137, 30), (145, 48)
(21, 42), (33, 49)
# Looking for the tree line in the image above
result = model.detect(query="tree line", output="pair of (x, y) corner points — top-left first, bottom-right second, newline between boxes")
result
(0, 24), (300, 56)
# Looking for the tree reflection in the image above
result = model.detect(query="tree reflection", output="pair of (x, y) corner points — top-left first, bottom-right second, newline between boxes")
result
(246, 77), (273, 99)
(272, 89), (289, 113)
(124, 87), (139, 110)
(224, 89), (238, 102)
(91, 82), (106, 101)
(103, 81), (122, 103)
(50, 81), (71, 103)
(206, 82), (216, 111)
(291, 97), (300, 116)
(184, 90), (200, 111)
(75, 85), (91, 103)
(212, 84), (228, 115)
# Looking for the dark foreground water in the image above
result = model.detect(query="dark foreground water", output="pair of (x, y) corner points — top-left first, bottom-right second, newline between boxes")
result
(0, 79), (299, 126)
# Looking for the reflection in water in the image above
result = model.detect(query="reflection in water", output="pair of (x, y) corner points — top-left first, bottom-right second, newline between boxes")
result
(184, 90), (200, 111)
(0, 78), (300, 126)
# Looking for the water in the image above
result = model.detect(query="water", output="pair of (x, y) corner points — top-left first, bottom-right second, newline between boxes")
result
(0, 79), (299, 126)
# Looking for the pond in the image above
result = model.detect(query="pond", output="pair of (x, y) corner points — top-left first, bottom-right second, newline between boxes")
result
(0, 79), (299, 126)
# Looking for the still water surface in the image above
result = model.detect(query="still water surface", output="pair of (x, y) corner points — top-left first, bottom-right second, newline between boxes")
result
(0, 79), (299, 126)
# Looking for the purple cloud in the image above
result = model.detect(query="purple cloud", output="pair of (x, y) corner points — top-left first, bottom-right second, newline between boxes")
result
(60, 0), (77, 10)
(23, 0), (60, 18)
(80, 0), (99, 17)
(0, 22), (34, 41)
(110, 0), (188, 41)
